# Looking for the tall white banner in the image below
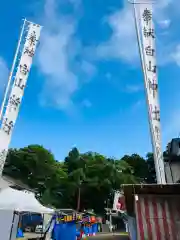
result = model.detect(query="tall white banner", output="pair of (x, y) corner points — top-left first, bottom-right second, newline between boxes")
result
(137, 4), (166, 183)
(113, 191), (126, 213)
(0, 22), (42, 175)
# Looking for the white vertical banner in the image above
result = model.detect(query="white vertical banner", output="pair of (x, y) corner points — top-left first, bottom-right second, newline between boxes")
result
(113, 191), (126, 212)
(113, 191), (121, 211)
(0, 22), (42, 175)
(136, 3), (166, 183)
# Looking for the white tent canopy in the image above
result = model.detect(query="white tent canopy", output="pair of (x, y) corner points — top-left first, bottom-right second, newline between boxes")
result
(0, 187), (54, 214)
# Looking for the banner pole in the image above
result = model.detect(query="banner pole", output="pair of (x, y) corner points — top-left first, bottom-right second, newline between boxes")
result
(0, 19), (27, 121)
(128, 0), (166, 184)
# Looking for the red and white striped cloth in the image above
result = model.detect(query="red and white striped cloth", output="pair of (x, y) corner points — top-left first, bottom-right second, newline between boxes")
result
(135, 195), (180, 240)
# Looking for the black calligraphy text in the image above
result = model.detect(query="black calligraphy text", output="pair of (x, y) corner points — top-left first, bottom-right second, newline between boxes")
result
(9, 95), (21, 111)
(2, 118), (14, 135)
(148, 78), (158, 98)
(20, 64), (29, 75)
(145, 46), (155, 57)
(142, 8), (152, 26)
(24, 47), (35, 57)
(147, 61), (156, 74)
(151, 106), (160, 121)
(15, 78), (25, 90)
(27, 31), (37, 46)
(144, 27), (155, 38)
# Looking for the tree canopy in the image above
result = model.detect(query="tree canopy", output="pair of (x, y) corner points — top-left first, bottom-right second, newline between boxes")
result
(3, 145), (156, 214)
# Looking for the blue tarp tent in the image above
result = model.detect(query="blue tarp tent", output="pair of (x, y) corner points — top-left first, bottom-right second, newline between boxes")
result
(16, 228), (24, 238)
(76, 230), (81, 238)
(52, 222), (76, 240)
(88, 226), (92, 235)
(83, 226), (88, 235)
(92, 223), (98, 234)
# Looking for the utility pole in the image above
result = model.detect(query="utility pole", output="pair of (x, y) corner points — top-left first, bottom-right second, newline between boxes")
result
(76, 161), (87, 211)
(77, 182), (81, 212)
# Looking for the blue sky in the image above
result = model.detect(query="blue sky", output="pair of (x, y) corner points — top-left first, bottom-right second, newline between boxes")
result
(0, 0), (180, 161)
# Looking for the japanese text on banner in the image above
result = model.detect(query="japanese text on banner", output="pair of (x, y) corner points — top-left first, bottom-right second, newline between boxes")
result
(139, 4), (165, 183)
(0, 23), (42, 175)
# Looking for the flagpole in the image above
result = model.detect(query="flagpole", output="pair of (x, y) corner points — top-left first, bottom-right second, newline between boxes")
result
(132, 2), (158, 183)
(0, 21), (42, 177)
(128, 0), (166, 184)
(0, 19), (27, 121)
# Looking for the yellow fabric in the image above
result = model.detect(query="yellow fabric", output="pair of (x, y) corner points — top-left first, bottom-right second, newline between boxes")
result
(120, 232), (129, 236)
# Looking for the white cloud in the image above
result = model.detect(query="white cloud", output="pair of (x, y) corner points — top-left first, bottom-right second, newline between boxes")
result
(131, 99), (145, 112)
(163, 110), (180, 146)
(36, 0), (77, 109)
(171, 45), (180, 66)
(158, 19), (171, 29)
(68, 0), (81, 10)
(96, 3), (138, 62)
(81, 60), (96, 77)
(126, 84), (143, 93)
(156, 0), (172, 9)
(95, 0), (176, 65)
(34, 0), (180, 111)
(36, 0), (96, 110)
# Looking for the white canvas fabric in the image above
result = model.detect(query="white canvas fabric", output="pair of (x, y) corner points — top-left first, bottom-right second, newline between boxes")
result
(0, 187), (54, 213)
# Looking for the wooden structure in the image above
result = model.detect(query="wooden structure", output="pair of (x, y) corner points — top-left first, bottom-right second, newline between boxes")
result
(122, 184), (180, 240)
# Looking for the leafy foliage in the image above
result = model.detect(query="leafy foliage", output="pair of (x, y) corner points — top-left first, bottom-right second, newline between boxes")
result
(3, 145), (156, 214)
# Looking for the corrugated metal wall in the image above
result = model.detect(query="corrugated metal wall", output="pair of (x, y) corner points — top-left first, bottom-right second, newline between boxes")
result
(135, 195), (180, 240)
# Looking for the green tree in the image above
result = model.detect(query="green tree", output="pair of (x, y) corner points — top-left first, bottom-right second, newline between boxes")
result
(121, 154), (149, 182)
(65, 152), (138, 214)
(3, 145), (150, 213)
(64, 147), (82, 173)
(4, 145), (67, 208)
(146, 152), (156, 183)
